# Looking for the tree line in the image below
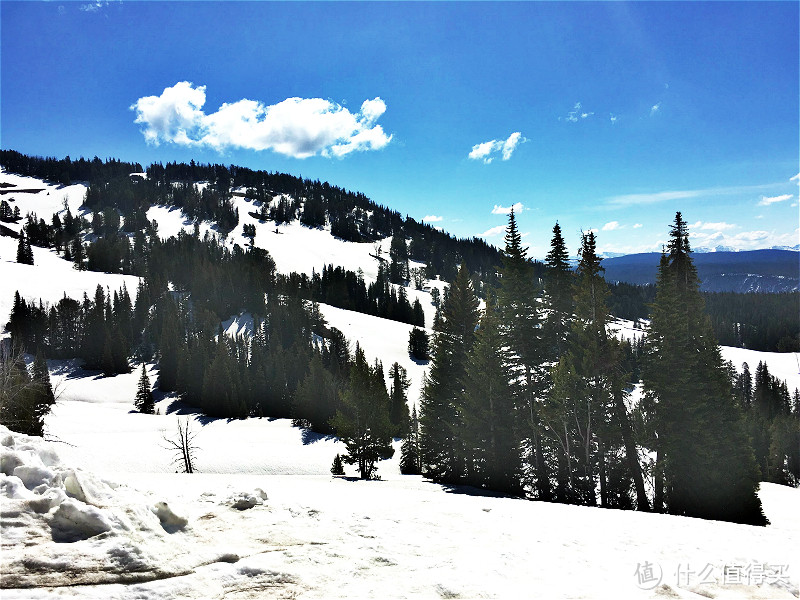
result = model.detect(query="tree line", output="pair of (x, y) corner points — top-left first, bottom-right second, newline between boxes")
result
(410, 212), (792, 525)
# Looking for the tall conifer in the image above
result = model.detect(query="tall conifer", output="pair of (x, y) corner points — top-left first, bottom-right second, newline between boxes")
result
(642, 212), (766, 525)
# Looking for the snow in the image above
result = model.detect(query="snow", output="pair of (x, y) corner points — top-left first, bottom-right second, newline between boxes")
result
(0, 168), (87, 228)
(0, 235), (140, 331)
(2, 424), (797, 599)
(1, 170), (798, 598)
(319, 302), (429, 408)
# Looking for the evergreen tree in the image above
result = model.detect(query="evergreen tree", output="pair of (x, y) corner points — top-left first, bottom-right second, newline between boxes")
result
(408, 327), (430, 361)
(388, 362), (410, 433)
(461, 291), (521, 494)
(642, 212), (766, 525)
(330, 345), (395, 479)
(134, 363), (155, 414)
(16, 232), (33, 265)
(496, 209), (551, 500)
(331, 453), (345, 476)
(419, 262), (479, 484)
(294, 353), (339, 433)
(400, 405), (422, 475)
(543, 222), (572, 359)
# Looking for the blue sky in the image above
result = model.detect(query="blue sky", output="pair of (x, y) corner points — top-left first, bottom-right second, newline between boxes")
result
(2, 1), (798, 257)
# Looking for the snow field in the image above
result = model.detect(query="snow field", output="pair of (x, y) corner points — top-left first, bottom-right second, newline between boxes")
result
(3, 422), (798, 599)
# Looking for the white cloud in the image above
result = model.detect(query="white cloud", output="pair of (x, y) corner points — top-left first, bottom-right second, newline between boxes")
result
(606, 182), (785, 208)
(650, 103), (661, 116)
(502, 132), (523, 161)
(758, 193), (792, 206)
(131, 82), (392, 159)
(468, 132), (525, 164)
(468, 140), (499, 163)
(423, 215), (443, 223)
(562, 102), (593, 123)
(491, 202), (524, 215)
(633, 223), (643, 229)
(480, 225), (506, 238)
(79, 1), (107, 11)
(610, 114), (618, 124)
(601, 221), (621, 231)
(790, 173), (800, 182)
(690, 221), (737, 231)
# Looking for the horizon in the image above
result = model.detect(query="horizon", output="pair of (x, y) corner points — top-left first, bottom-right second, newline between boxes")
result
(2, 1), (798, 258)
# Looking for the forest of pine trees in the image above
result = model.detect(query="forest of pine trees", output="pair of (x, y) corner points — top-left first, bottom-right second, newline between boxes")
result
(1, 149), (797, 518)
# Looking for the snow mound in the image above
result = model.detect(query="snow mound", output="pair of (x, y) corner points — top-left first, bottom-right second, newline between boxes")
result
(0, 425), (191, 588)
(227, 487), (268, 510)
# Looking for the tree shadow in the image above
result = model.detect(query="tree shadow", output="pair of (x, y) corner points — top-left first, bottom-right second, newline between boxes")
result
(301, 427), (337, 445)
(436, 482), (518, 499)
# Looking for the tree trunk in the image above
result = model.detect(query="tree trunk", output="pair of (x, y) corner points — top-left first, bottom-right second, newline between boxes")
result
(613, 387), (650, 511)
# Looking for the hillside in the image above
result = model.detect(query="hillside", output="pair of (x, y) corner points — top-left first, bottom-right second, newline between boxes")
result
(1, 160), (798, 599)
(602, 250), (800, 293)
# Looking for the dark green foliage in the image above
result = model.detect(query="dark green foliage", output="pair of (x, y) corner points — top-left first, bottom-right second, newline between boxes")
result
(408, 327), (430, 361)
(400, 405), (422, 475)
(135, 363), (155, 414)
(16, 232), (33, 265)
(388, 362), (410, 433)
(461, 292), (520, 494)
(331, 453), (345, 476)
(496, 210), (551, 500)
(419, 262), (479, 484)
(543, 222), (573, 359)
(738, 360), (799, 486)
(294, 353), (340, 433)
(642, 212), (767, 525)
(330, 345), (395, 479)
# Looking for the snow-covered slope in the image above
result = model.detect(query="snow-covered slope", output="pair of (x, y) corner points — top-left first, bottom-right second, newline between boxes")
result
(0, 235), (139, 332)
(2, 169), (798, 599)
(3, 419), (798, 599)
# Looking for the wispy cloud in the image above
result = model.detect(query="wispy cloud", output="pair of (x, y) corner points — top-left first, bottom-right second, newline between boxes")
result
(131, 82), (392, 159)
(609, 114), (618, 124)
(423, 215), (443, 223)
(633, 223), (643, 229)
(691, 221), (737, 231)
(491, 202), (524, 215)
(480, 225), (506, 238)
(758, 193), (792, 206)
(650, 102), (661, 116)
(79, 1), (107, 12)
(605, 183), (785, 208)
(468, 132), (525, 164)
(602, 221), (621, 231)
(560, 102), (593, 123)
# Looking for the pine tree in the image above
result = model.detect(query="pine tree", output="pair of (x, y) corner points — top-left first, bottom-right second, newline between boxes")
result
(642, 212), (766, 525)
(543, 222), (572, 359)
(419, 262), (479, 484)
(496, 209), (551, 500)
(388, 362), (410, 433)
(330, 345), (395, 479)
(134, 363), (155, 414)
(331, 453), (345, 476)
(16, 232), (33, 265)
(461, 291), (520, 494)
(400, 405), (422, 475)
(408, 327), (430, 361)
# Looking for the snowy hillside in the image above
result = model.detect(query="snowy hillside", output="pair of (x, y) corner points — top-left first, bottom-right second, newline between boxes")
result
(1, 168), (798, 599)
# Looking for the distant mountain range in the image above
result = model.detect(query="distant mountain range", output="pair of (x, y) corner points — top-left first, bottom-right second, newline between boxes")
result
(601, 249), (799, 293)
